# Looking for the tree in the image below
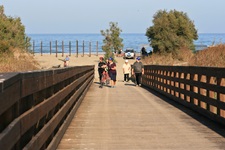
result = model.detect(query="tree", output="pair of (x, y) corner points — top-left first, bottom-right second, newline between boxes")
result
(100, 22), (123, 60)
(146, 9), (198, 55)
(0, 5), (30, 53)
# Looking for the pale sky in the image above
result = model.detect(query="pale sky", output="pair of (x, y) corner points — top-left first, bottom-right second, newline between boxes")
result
(1, 0), (225, 34)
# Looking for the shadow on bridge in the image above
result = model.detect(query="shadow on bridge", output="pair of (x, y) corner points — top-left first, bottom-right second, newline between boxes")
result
(144, 87), (225, 138)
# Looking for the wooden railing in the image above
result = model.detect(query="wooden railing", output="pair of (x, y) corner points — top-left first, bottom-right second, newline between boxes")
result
(0, 66), (94, 150)
(142, 65), (225, 126)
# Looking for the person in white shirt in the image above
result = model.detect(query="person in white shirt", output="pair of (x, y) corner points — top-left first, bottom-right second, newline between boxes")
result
(122, 59), (131, 82)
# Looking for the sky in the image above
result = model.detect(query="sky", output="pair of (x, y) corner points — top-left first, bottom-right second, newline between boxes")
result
(1, 0), (225, 34)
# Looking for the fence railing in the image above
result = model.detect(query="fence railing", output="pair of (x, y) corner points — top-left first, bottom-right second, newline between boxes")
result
(142, 65), (225, 126)
(30, 40), (101, 57)
(0, 66), (94, 149)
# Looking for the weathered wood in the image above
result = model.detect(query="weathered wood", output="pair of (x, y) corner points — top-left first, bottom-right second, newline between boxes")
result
(46, 77), (93, 150)
(0, 66), (94, 150)
(23, 74), (93, 149)
(143, 65), (225, 126)
(0, 118), (21, 150)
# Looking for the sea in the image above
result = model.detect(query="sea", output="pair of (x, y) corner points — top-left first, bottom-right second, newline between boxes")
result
(28, 33), (225, 54)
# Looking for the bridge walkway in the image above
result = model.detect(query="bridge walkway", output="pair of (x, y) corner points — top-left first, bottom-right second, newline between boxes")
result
(57, 81), (225, 150)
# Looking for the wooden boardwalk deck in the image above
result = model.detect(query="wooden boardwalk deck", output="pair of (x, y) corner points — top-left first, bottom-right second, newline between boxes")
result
(57, 81), (225, 150)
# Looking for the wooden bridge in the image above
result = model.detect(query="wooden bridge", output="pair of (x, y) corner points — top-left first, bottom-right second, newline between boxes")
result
(1, 65), (225, 149)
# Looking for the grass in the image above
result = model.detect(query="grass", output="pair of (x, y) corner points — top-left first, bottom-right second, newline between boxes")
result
(0, 48), (39, 73)
(189, 44), (225, 67)
(143, 44), (225, 67)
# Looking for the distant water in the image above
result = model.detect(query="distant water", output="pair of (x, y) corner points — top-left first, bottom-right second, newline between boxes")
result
(28, 33), (225, 53)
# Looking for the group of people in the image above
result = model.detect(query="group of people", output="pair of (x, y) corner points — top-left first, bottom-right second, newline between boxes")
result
(98, 57), (117, 88)
(98, 56), (144, 88)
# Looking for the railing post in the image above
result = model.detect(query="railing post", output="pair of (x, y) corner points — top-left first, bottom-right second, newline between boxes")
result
(170, 71), (174, 96)
(193, 74), (199, 106)
(175, 72), (179, 98)
(218, 78), (225, 118)
(185, 73), (191, 102)
(190, 74), (195, 104)
(209, 77), (216, 114)
(200, 75), (207, 109)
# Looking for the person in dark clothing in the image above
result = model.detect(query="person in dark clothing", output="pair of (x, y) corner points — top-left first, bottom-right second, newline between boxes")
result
(132, 56), (144, 86)
(108, 57), (117, 88)
(98, 57), (106, 85)
(141, 47), (148, 57)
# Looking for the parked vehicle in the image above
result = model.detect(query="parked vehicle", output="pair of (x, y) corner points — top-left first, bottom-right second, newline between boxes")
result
(124, 48), (135, 59)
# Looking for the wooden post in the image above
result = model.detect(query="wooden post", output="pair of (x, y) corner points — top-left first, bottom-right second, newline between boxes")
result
(218, 78), (225, 118)
(82, 40), (84, 57)
(69, 41), (71, 56)
(50, 41), (52, 55)
(62, 41), (64, 57)
(190, 74), (195, 104)
(209, 77), (216, 114)
(89, 42), (91, 57)
(193, 74), (199, 106)
(76, 40), (78, 57)
(200, 75), (207, 109)
(185, 73), (191, 102)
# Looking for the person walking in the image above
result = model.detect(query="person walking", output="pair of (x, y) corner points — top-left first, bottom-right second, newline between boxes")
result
(122, 59), (131, 82)
(108, 57), (117, 88)
(98, 57), (106, 87)
(132, 56), (144, 86)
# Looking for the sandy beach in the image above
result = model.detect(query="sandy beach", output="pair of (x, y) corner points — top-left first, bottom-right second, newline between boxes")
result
(34, 54), (136, 82)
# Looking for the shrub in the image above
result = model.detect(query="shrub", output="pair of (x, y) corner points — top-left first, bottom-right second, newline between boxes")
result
(146, 9), (198, 55)
(0, 5), (30, 53)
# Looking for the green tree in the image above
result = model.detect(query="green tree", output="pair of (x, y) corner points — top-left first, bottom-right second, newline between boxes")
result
(100, 22), (123, 60)
(146, 9), (198, 55)
(0, 5), (30, 53)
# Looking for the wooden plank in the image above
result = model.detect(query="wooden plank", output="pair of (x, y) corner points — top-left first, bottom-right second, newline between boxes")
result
(23, 75), (93, 150)
(0, 118), (21, 150)
(0, 66), (94, 150)
(46, 75), (93, 150)
(0, 73), (20, 90)
(149, 79), (225, 109)
(20, 73), (91, 135)
(0, 80), (20, 116)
